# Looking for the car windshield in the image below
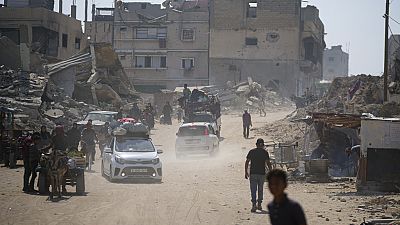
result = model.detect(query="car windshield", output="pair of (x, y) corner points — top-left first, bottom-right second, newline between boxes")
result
(192, 114), (214, 123)
(115, 139), (155, 152)
(85, 113), (114, 122)
(178, 126), (207, 136)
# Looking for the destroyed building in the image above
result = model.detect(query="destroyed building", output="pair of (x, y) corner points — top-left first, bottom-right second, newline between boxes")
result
(389, 34), (400, 103)
(323, 45), (349, 81)
(87, 0), (210, 92)
(209, 1), (325, 97)
(0, 1), (86, 68)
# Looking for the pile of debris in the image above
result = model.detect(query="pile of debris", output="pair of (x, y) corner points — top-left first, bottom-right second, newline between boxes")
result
(0, 43), (138, 131)
(213, 78), (292, 112)
(48, 43), (138, 107)
(0, 65), (99, 130)
(303, 74), (400, 117)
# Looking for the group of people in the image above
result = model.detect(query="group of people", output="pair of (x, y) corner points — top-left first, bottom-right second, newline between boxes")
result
(125, 101), (175, 128)
(245, 138), (307, 225)
(22, 120), (107, 193)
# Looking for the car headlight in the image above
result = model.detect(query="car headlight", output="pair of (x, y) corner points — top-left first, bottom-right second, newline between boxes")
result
(115, 155), (125, 164)
(151, 158), (160, 164)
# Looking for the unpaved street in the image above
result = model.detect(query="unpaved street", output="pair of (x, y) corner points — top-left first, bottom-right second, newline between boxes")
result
(0, 108), (399, 225)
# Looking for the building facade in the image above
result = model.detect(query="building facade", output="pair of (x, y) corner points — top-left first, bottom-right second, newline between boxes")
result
(106, 1), (209, 91)
(323, 45), (349, 81)
(0, 5), (85, 61)
(209, 0), (324, 96)
(85, 7), (114, 44)
(389, 35), (400, 81)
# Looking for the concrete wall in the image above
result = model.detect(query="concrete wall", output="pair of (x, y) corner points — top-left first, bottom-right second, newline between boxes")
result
(323, 45), (349, 81)
(209, 0), (302, 96)
(0, 7), (85, 60)
(112, 2), (209, 90)
(50, 66), (76, 96)
(85, 21), (113, 44)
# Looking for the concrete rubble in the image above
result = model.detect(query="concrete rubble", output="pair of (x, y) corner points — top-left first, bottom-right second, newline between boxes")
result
(0, 42), (138, 130)
(256, 74), (400, 180)
(206, 79), (293, 112)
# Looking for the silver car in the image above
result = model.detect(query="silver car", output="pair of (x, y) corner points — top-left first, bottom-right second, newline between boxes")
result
(102, 136), (163, 182)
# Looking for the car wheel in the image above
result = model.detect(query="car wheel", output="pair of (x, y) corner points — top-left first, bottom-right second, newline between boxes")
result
(109, 166), (115, 183)
(101, 160), (106, 178)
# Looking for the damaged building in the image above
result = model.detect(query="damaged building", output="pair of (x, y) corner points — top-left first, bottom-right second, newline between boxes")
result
(209, 1), (325, 97)
(0, 0), (86, 69)
(323, 45), (349, 81)
(88, 0), (210, 92)
(388, 34), (400, 102)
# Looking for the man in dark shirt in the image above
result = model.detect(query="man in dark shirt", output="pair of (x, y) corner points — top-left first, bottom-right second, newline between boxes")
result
(52, 125), (68, 152)
(242, 110), (252, 138)
(267, 169), (307, 225)
(23, 133), (41, 193)
(81, 123), (98, 163)
(245, 138), (272, 212)
(66, 123), (80, 150)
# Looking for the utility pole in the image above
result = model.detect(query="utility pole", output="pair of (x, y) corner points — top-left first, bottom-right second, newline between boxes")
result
(383, 0), (390, 101)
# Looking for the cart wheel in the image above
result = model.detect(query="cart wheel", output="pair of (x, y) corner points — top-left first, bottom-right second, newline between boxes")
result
(38, 172), (48, 194)
(76, 172), (85, 195)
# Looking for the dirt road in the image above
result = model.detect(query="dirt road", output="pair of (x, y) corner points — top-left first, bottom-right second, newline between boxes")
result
(0, 108), (399, 225)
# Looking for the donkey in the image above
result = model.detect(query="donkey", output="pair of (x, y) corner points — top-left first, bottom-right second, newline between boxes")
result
(48, 149), (69, 199)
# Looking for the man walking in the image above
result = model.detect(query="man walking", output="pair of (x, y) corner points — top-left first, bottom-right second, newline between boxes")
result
(22, 133), (41, 193)
(81, 123), (97, 164)
(245, 138), (272, 212)
(242, 110), (252, 138)
(162, 101), (173, 125)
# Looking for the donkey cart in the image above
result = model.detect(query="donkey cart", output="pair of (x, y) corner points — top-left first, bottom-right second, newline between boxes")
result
(37, 154), (86, 197)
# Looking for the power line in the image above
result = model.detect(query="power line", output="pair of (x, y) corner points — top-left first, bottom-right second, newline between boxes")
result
(388, 15), (400, 25)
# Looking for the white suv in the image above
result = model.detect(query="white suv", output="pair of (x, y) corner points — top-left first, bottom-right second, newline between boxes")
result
(102, 136), (163, 182)
(175, 122), (219, 158)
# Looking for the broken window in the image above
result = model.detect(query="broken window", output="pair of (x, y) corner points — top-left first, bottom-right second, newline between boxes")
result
(245, 37), (258, 46)
(159, 38), (167, 48)
(160, 56), (167, 68)
(182, 58), (194, 69)
(75, 38), (80, 49)
(135, 56), (166, 68)
(247, 2), (257, 18)
(136, 27), (167, 39)
(135, 56), (145, 67)
(144, 56), (152, 68)
(157, 28), (167, 38)
(120, 27), (127, 32)
(120, 55), (126, 60)
(62, 33), (68, 48)
(182, 29), (195, 41)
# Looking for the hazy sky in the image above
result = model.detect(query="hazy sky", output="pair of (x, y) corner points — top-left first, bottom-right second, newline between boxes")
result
(2, 0), (400, 76)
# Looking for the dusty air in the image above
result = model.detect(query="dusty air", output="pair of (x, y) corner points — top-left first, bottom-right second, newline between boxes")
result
(0, 0), (399, 225)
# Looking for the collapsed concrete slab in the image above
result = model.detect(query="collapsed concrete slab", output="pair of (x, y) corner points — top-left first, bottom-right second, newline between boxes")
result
(47, 43), (137, 107)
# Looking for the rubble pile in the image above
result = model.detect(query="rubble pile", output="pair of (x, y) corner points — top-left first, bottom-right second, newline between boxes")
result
(215, 80), (292, 112)
(0, 66), (99, 130)
(301, 74), (400, 117)
(47, 43), (137, 106)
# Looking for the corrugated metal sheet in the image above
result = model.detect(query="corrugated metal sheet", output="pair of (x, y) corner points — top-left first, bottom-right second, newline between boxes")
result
(7, 0), (30, 8)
